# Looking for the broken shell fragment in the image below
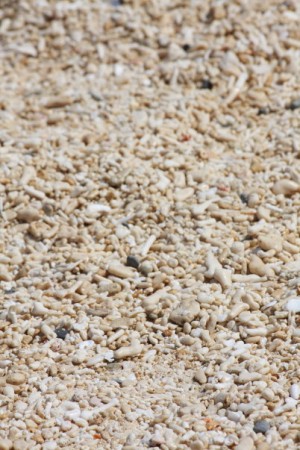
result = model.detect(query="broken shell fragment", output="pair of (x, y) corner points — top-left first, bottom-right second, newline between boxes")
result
(107, 262), (135, 279)
(169, 300), (200, 325)
(248, 254), (274, 277)
(272, 179), (299, 196)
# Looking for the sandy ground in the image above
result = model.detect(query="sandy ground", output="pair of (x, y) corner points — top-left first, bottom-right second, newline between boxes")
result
(0, 1), (300, 449)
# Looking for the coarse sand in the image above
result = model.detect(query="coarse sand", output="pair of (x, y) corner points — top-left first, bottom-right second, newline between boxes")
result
(0, 1), (300, 449)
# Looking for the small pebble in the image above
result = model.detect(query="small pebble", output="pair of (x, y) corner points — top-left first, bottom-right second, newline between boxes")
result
(85, 203), (111, 217)
(182, 43), (191, 52)
(288, 98), (300, 110)
(261, 388), (275, 402)
(285, 297), (300, 313)
(169, 300), (200, 325)
(40, 323), (56, 339)
(54, 328), (69, 340)
(214, 267), (232, 290)
(235, 436), (254, 450)
(193, 369), (207, 385)
(231, 242), (244, 254)
(253, 420), (270, 434)
(247, 193), (260, 207)
(201, 79), (213, 89)
(16, 207), (40, 223)
(174, 187), (194, 202)
(240, 193), (248, 204)
(248, 254), (273, 277)
(72, 350), (87, 365)
(32, 302), (49, 316)
(258, 234), (283, 252)
(6, 372), (27, 385)
(3, 386), (14, 399)
(272, 179), (299, 196)
(107, 262), (135, 279)
(139, 261), (153, 276)
(0, 265), (12, 281)
(227, 410), (241, 423)
(42, 202), (54, 216)
(180, 335), (195, 346)
(290, 384), (299, 400)
(258, 107), (270, 115)
(126, 255), (140, 269)
(114, 342), (143, 360)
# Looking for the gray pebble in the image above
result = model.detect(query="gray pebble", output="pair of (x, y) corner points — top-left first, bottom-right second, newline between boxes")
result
(289, 98), (300, 110)
(253, 420), (270, 434)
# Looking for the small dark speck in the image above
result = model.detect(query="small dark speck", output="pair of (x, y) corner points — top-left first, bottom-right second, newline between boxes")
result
(54, 328), (69, 340)
(182, 44), (191, 52)
(240, 193), (248, 204)
(206, 10), (214, 23)
(258, 107), (269, 115)
(201, 79), (213, 90)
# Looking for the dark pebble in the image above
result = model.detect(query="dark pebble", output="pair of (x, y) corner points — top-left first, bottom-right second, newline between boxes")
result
(126, 255), (139, 269)
(4, 288), (16, 294)
(182, 44), (191, 52)
(201, 79), (213, 90)
(54, 328), (69, 340)
(258, 107), (270, 115)
(240, 193), (249, 204)
(253, 420), (270, 434)
(289, 98), (300, 110)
